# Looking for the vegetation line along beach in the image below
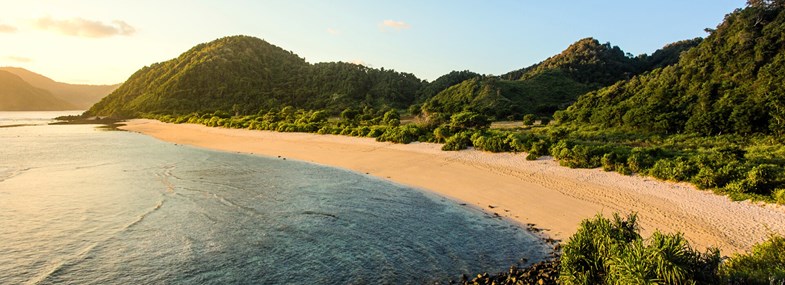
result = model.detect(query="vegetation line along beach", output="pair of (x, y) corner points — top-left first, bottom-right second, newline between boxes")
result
(5, 0), (785, 283)
(120, 119), (785, 255)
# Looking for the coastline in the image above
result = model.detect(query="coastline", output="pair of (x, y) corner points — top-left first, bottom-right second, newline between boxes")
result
(120, 119), (785, 254)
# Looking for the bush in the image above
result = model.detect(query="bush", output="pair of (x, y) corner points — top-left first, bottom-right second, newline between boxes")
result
(560, 213), (721, 285)
(442, 132), (472, 151)
(471, 131), (511, 153)
(775, 189), (785, 205)
(692, 162), (743, 189)
(522, 114), (536, 126)
(366, 126), (387, 138)
(530, 140), (550, 156)
(626, 147), (661, 174)
(609, 232), (721, 284)
(376, 124), (423, 144)
(724, 164), (784, 195)
(449, 111), (490, 131)
(560, 213), (641, 285)
(649, 157), (697, 182)
(721, 235), (785, 284)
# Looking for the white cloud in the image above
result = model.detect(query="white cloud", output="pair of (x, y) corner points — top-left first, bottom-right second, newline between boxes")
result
(33, 16), (136, 38)
(0, 24), (17, 33)
(326, 28), (340, 35)
(6, 56), (32, 63)
(380, 20), (411, 31)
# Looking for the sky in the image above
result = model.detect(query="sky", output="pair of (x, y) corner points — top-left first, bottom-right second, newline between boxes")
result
(0, 0), (746, 85)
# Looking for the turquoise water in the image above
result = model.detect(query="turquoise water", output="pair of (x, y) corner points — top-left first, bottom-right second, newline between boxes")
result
(0, 112), (549, 284)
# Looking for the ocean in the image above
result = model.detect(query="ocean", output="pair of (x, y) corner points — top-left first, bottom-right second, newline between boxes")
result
(0, 111), (549, 284)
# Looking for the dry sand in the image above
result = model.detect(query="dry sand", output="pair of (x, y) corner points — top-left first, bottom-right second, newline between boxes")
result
(120, 119), (785, 254)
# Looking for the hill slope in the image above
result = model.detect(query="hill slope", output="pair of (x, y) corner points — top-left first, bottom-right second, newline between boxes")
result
(0, 70), (77, 111)
(422, 37), (699, 119)
(0, 67), (119, 109)
(557, 3), (785, 135)
(87, 36), (425, 117)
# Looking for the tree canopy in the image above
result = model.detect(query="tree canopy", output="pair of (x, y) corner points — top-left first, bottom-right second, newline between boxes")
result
(556, 4), (785, 136)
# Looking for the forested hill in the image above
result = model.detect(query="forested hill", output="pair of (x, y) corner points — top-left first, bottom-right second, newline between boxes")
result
(556, 2), (785, 135)
(421, 38), (699, 119)
(0, 70), (77, 111)
(87, 36), (426, 117)
(500, 38), (638, 86)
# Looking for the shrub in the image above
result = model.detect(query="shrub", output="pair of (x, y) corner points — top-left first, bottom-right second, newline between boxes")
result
(433, 126), (452, 143)
(471, 132), (511, 153)
(442, 132), (472, 151)
(609, 232), (721, 284)
(649, 157), (697, 182)
(526, 153), (539, 160)
(601, 153), (619, 172)
(721, 235), (785, 284)
(560, 213), (721, 285)
(775, 189), (785, 205)
(560, 213), (640, 285)
(376, 124), (423, 144)
(692, 162), (743, 189)
(382, 109), (400, 126)
(724, 164), (784, 195)
(522, 114), (536, 126)
(366, 126), (387, 138)
(530, 140), (550, 156)
(626, 147), (661, 174)
(449, 111), (490, 131)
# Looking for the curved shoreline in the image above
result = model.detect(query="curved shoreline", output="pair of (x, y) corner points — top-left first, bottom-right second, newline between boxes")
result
(120, 119), (785, 254)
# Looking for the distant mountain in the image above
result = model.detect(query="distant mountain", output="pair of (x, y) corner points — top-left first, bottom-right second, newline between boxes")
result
(422, 37), (698, 119)
(0, 70), (77, 111)
(0, 67), (119, 110)
(87, 35), (425, 117)
(556, 2), (785, 135)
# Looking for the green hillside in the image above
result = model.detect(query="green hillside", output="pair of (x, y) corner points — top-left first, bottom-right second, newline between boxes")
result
(423, 71), (590, 119)
(0, 70), (76, 111)
(415, 70), (480, 103)
(422, 37), (700, 120)
(501, 38), (639, 86)
(557, 3), (785, 136)
(87, 36), (425, 117)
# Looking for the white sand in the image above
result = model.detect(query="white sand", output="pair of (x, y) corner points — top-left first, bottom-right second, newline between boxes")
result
(121, 119), (785, 254)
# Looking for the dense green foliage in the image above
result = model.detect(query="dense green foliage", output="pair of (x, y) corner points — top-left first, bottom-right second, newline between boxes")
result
(559, 213), (721, 285)
(423, 37), (699, 120)
(721, 234), (785, 284)
(501, 38), (638, 86)
(459, 212), (784, 285)
(87, 36), (425, 117)
(423, 72), (592, 119)
(558, 213), (784, 285)
(558, 3), (785, 136)
(415, 70), (480, 103)
(85, 3), (785, 203)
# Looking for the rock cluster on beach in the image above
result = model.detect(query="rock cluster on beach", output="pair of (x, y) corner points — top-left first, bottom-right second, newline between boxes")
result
(443, 259), (560, 285)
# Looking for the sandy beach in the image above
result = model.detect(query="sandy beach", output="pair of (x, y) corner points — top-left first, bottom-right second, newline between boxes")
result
(120, 119), (785, 254)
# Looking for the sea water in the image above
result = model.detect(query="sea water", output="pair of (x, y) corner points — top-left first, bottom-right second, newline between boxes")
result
(0, 112), (550, 284)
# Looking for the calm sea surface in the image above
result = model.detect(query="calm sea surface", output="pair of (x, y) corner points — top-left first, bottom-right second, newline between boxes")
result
(0, 112), (549, 284)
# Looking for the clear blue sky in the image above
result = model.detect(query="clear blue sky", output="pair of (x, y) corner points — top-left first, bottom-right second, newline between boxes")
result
(0, 0), (745, 84)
